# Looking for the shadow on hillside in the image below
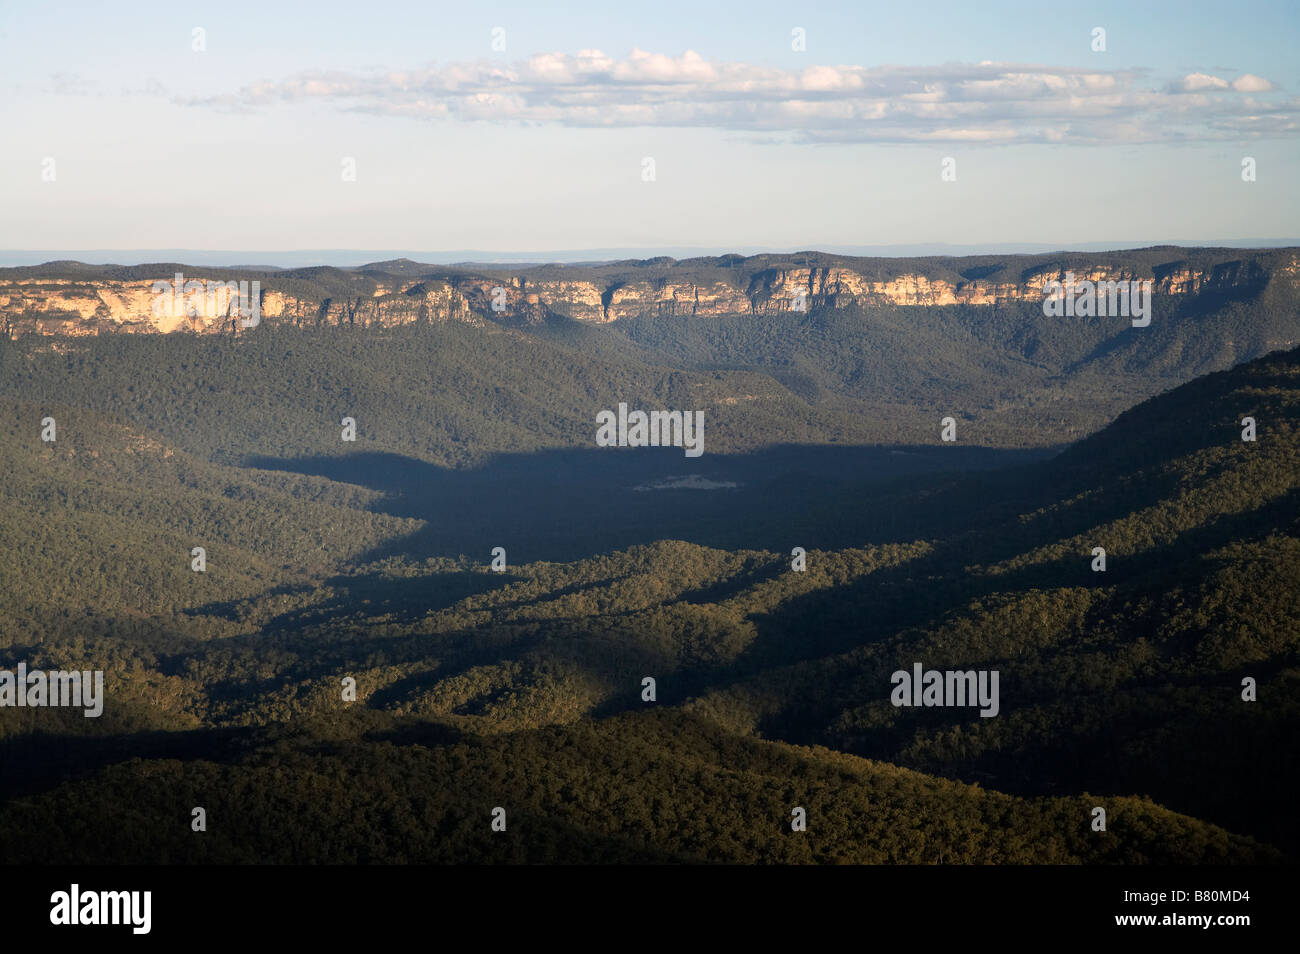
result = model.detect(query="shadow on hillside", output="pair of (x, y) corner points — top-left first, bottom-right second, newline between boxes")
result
(0, 725), (259, 799)
(244, 442), (1053, 564)
(184, 567), (516, 632)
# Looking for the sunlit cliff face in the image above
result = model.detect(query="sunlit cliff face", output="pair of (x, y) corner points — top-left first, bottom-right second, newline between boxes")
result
(1, 254), (1290, 336)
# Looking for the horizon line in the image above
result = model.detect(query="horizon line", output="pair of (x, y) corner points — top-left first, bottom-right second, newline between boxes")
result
(3, 239), (1299, 270)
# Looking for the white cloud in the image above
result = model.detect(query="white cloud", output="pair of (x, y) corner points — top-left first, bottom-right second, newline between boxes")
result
(178, 51), (1294, 145)
(1176, 72), (1231, 92)
(1233, 73), (1275, 92)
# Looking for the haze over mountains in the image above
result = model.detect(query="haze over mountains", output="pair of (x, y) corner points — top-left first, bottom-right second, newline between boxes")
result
(4, 240), (1300, 268)
(0, 246), (1296, 864)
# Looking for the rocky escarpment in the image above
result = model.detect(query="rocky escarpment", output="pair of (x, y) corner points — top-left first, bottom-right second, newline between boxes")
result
(1, 249), (1293, 337)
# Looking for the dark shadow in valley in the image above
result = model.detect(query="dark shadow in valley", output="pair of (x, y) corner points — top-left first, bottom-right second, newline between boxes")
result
(244, 442), (1054, 564)
(0, 725), (259, 799)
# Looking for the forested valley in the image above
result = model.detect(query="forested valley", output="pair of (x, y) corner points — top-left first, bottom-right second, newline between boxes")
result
(0, 282), (1296, 864)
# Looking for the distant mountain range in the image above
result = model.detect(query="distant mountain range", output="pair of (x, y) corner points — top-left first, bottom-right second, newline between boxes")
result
(2, 239), (1299, 269)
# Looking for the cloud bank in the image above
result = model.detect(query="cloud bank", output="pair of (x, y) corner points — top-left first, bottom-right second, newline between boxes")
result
(181, 49), (1296, 144)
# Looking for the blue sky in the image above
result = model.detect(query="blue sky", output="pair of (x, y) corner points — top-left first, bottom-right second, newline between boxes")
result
(2, 0), (1297, 257)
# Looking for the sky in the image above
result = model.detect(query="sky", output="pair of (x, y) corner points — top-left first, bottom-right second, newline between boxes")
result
(1, 0), (1298, 260)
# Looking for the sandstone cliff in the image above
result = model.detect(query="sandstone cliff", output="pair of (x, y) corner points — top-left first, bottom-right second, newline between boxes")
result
(1, 249), (1292, 337)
